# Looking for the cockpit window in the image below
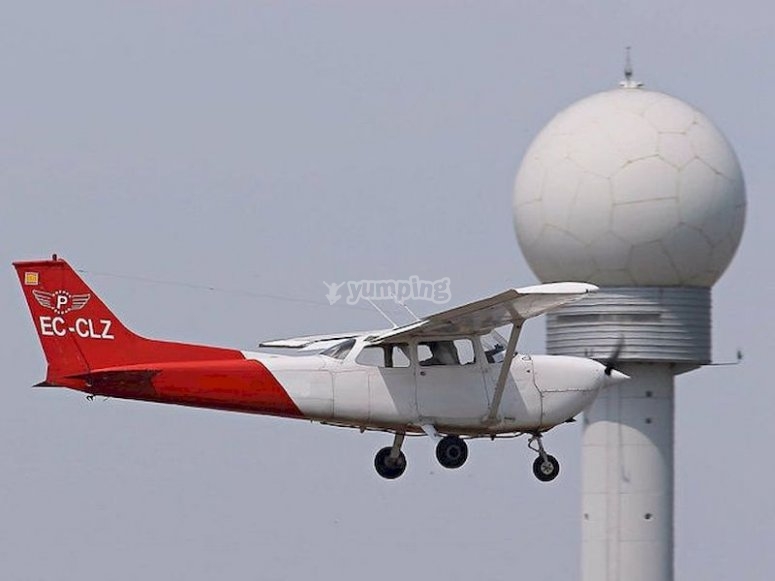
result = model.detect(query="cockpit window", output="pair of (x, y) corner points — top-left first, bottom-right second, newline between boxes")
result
(418, 339), (475, 366)
(321, 338), (356, 360)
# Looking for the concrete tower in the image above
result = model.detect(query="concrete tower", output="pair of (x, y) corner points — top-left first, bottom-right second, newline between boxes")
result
(512, 75), (745, 581)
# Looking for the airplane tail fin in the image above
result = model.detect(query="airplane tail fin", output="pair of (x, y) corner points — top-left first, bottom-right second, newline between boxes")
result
(13, 256), (242, 385)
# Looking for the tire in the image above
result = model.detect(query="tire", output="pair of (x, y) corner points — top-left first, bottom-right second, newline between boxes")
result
(532, 454), (560, 482)
(374, 446), (407, 479)
(435, 435), (469, 469)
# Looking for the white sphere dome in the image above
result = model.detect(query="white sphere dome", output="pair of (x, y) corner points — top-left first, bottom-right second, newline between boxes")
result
(513, 87), (746, 287)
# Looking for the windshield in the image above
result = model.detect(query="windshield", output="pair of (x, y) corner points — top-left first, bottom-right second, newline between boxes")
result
(481, 331), (507, 363)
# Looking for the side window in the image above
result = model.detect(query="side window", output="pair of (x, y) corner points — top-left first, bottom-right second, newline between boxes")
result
(386, 344), (411, 368)
(356, 344), (411, 368)
(356, 346), (385, 367)
(454, 339), (476, 365)
(417, 343), (433, 365)
(418, 339), (476, 366)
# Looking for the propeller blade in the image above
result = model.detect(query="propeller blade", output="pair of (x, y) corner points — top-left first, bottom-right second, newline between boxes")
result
(604, 336), (625, 376)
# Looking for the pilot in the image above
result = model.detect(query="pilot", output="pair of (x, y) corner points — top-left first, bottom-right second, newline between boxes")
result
(420, 341), (460, 366)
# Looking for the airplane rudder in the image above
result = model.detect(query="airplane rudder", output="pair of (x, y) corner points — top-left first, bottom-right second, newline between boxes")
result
(13, 256), (134, 376)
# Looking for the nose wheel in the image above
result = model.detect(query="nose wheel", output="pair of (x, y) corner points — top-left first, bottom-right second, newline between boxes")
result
(532, 454), (560, 481)
(528, 433), (560, 482)
(374, 432), (407, 479)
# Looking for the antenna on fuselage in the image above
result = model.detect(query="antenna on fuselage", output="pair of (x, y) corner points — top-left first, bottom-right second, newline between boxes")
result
(397, 300), (420, 322)
(366, 298), (399, 328)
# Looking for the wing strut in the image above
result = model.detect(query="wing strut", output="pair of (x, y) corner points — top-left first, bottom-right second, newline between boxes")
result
(484, 323), (521, 425)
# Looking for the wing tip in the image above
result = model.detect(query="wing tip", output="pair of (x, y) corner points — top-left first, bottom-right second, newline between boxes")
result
(516, 282), (599, 295)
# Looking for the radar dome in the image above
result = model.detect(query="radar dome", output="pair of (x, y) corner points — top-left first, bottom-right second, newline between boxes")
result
(513, 88), (746, 286)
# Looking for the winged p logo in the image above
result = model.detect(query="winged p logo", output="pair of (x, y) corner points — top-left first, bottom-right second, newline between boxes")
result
(33, 290), (91, 315)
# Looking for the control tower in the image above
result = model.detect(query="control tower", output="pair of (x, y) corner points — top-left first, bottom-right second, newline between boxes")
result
(512, 69), (746, 581)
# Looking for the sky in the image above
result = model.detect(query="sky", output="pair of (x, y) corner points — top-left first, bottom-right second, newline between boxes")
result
(1, 1), (773, 579)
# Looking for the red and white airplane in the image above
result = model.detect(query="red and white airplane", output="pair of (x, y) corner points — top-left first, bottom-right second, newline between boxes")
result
(14, 256), (627, 481)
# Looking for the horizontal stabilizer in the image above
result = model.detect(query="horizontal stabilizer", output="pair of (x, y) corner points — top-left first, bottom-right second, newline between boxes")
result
(259, 332), (368, 350)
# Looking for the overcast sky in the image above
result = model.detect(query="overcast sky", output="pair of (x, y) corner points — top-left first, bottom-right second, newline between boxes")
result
(2, 2), (773, 580)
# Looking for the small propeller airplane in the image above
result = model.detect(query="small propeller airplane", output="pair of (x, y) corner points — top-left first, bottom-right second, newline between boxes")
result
(14, 256), (628, 482)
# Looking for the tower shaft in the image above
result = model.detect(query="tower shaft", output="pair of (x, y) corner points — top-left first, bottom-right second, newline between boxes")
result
(582, 364), (674, 581)
(545, 286), (708, 581)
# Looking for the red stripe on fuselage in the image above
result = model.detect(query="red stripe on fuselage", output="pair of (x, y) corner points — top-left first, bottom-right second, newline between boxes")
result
(71, 359), (304, 418)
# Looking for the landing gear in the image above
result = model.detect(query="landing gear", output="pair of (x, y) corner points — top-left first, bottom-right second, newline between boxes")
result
(435, 435), (468, 469)
(374, 433), (407, 479)
(528, 433), (560, 482)
(532, 454), (560, 481)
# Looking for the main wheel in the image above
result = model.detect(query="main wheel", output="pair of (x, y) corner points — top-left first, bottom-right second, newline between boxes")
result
(532, 454), (560, 482)
(374, 447), (407, 479)
(435, 435), (469, 469)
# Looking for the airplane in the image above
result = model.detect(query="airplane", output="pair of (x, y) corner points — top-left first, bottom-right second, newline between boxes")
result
(13, 255), (628, 482)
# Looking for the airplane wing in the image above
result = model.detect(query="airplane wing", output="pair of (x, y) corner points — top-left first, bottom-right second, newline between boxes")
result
(367, 282), (597, 344)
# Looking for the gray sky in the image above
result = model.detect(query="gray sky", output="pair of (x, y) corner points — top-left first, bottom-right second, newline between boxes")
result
(1, 1), (773, 579)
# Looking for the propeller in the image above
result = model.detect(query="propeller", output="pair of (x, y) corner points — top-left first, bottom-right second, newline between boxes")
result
(603, 336), (625, 376)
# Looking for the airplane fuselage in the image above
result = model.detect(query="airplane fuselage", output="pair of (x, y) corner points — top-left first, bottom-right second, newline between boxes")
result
(65, 337), (608, 437)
